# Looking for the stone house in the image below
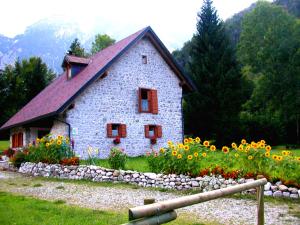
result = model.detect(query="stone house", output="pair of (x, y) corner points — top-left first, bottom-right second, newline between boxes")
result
(0, 26), (195, 157)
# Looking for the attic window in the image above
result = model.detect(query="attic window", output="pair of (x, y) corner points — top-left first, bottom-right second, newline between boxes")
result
(142, 55), (147, 64)
(68, 64), (86, 79)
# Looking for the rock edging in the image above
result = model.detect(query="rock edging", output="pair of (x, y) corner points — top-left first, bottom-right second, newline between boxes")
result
(19, 162), (300, 199)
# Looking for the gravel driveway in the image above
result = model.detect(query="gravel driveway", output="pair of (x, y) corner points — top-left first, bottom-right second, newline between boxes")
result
(0, 171), (299, 225)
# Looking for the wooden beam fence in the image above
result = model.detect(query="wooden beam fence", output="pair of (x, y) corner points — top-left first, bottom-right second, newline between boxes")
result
(123, 176), (267, 225)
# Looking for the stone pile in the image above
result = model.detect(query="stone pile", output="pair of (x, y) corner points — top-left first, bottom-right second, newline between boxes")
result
(19, 162), (299, 199)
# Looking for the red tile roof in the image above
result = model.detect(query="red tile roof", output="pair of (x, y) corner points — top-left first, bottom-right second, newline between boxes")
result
(1, 26), (195, 130)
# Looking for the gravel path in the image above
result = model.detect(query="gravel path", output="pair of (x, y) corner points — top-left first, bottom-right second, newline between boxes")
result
(0, 171), (299, 225)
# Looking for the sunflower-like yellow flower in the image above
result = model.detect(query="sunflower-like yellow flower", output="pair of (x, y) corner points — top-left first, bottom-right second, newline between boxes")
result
(235, 153), (239, 158)
(167, 140), (173, 146)
(210, 145), (216, 151)
(203, 141), (210, 147)
(272, 155), (278, 160)
(177, 154), (182, 159)
(202, 152), (207, 157)
(172, 150), (178, 156)
(277, 156), (283, 161)
(184, 138), (189, 144)
(184, 145), (190, 151)
(245, 146), (250, 152)
(241, 139), (247, 145)
(57, 135), (63, 140)
(57, 140), (62, 145)
(260, 140), (266, 144)
(265, 152), (270, 157)
(195, 137), (201, 143)
(36, 138), (40, 143)
(160, 148), (165, 153)
(238, 145), (243, 151)
(187, 155), (193, 160)
(296, 157), (300, 162)
(178, 143), (184, 149)
(248, 155), (253, 160)
(222, 146), (229, 154)
(265, 145), (272, 152)
(194, 152), (199, 157)
(231, 143), (237, 149)
(251, 142), (258, 149)
(188, 137), (194, 144)
(46, 143), (50, 147)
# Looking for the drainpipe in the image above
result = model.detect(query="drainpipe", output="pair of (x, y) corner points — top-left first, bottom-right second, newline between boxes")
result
(54, 118), (71, 140)
(181, 95), (185, 142)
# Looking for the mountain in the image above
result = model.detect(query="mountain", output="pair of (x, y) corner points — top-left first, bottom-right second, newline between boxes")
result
(0, 18), (94, 74)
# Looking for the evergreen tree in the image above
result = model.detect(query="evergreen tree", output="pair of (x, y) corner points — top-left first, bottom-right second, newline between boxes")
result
(68, 38), (86, 57)
(91, 34), (115, 54)
(184, 0), (251, 145)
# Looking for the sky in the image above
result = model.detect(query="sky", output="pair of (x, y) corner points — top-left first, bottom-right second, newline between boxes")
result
(0, 0), (271, 49)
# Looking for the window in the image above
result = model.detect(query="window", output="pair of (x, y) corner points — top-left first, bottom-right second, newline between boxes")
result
(107, 123), (127, 138)
(38, 130), (50, 139)
(138, 88), (158, 114)
(145, 125), (162, 138)
(12, 132), (23, 148)
(142, 55), (147, 64)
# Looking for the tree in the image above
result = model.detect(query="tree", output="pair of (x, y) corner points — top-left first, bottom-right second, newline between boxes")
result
(0, 57), (55, 126)
(68, 38), (86, 57)
(238, 1), (300, 144)
(184, 0), (252, 145)
(91, 34), (115, 54)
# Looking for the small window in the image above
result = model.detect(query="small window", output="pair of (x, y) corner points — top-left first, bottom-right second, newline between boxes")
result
(138, 88), (158, 114)
(107, 123), (127, 138)
(145, 125), (162, 138)
(142, 55), (147, 64)
(12, 132), (23, 148)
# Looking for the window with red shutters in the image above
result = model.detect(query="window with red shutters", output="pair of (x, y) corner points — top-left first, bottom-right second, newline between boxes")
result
(18, 132), (23, 147)
(107, 123), (127, 138)
(138, 88), (158, 114)
(144, 125), (162, 138)
(12, 132), (23, 148)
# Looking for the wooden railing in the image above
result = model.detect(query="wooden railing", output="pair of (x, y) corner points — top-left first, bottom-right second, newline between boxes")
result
(123, 176), (267, 225)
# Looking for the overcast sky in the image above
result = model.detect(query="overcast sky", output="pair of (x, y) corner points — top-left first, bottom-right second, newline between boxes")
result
(0, 0), (271, 49)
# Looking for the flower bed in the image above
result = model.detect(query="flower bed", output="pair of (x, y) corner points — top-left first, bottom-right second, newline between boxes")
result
(146, 138), (300, 187)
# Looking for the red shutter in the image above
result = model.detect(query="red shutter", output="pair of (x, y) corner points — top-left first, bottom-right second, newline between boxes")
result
(107, 124), (112, 138)
(156, 125), (162, 138)
(138, 88), (142, 113)
(150, 90), (158, 114)
(120, 124), (127, 138)
(18, 133), (23, 147)
(12, 134), (16, 148)
(144, 125), (149, 138)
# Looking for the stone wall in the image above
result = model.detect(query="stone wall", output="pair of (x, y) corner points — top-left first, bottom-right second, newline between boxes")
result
(59, 37), (183, 158)
(19, 162), (300, 199)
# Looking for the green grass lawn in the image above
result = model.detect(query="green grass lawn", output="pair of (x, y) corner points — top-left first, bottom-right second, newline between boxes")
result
(0, 140), (9, 153)
(0, 191), (209, 225)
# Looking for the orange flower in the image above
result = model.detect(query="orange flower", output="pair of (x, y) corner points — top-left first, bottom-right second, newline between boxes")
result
(222, 146), (229, 154)
(203, 141), (210, 147)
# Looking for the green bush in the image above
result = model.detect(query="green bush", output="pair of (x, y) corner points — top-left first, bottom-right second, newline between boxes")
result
(10, 151), (26, 168)
(25, 135), (74, 164)
(108, 147), (127, 169)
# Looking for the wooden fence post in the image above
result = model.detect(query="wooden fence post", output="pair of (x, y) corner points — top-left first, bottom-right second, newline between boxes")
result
(257, 175), (265, 225)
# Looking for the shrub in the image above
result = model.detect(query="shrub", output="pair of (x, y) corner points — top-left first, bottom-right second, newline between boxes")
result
(10, 151), (26, 168)
(3, 148), (16, 158)
(60, 157), (79, 166)
(108, 147), (127, 169)
(25, 135), (74, 164)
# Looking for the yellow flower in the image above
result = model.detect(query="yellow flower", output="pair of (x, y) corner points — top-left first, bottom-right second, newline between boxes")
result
(241, 139), (247, 145)
(195, 137), (201, 143)
(57, 140), (62, 145)
(184, 138), (189, 144)
(296, 157), (300, 162)
(172, 150), (178, 156)
(160, 148), (165, 153)
(277, 156), (283, 161)
(194, 152), (199, 157)
(36, 138), (40, 143)
(251, 142), (258, 149)
(178, 143), (184, 149)
(260, 140), (266, 144)
(231, 143), (237, 149)
(265, 145), (272, 152)
(57, 135), (63, 140)
(187, 155), (193, 160)
(46, 143), (50, 147)
(265, 152), (270, 157)
(167, 140), (173, 145)
(245, 146), (250, 152)
(272, 155), (278, 160)
(282, 151), (290, 156)
(222, 146), (229, 154)
(248, 155), (253, 160)
(235, 153), (239, 158)
(188, 137), (194, 144)
(202, 152), (207, 157)
(184, 145), (190, 151)
(210, 145), (216, 151)
(177, 154), (182, 159)
(203, 140), (210, 147)
(238, 145), (243, 151)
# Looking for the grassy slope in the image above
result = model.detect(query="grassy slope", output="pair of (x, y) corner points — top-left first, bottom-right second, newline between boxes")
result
(0, 140), (9, 152)
(0, 191), (209, 225)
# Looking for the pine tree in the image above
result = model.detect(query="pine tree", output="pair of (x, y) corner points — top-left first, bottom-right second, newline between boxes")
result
(184, 0), (251, 145)
(68, 38), (86, 57)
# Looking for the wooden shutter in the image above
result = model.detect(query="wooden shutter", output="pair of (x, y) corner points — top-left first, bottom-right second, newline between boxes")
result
(120, 124), (127, 138)
(144, 125), (150, 138)
(138, 88), (142, 113)
(107, 124), (112, 138)
(150, 90), (158, 114)
(156, 125), (162, 138)
(18, 132), (23, 147)
(12, 134), (16, 148)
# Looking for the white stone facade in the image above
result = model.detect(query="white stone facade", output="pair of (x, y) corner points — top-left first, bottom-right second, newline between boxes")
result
(51, 38), (183, 158)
